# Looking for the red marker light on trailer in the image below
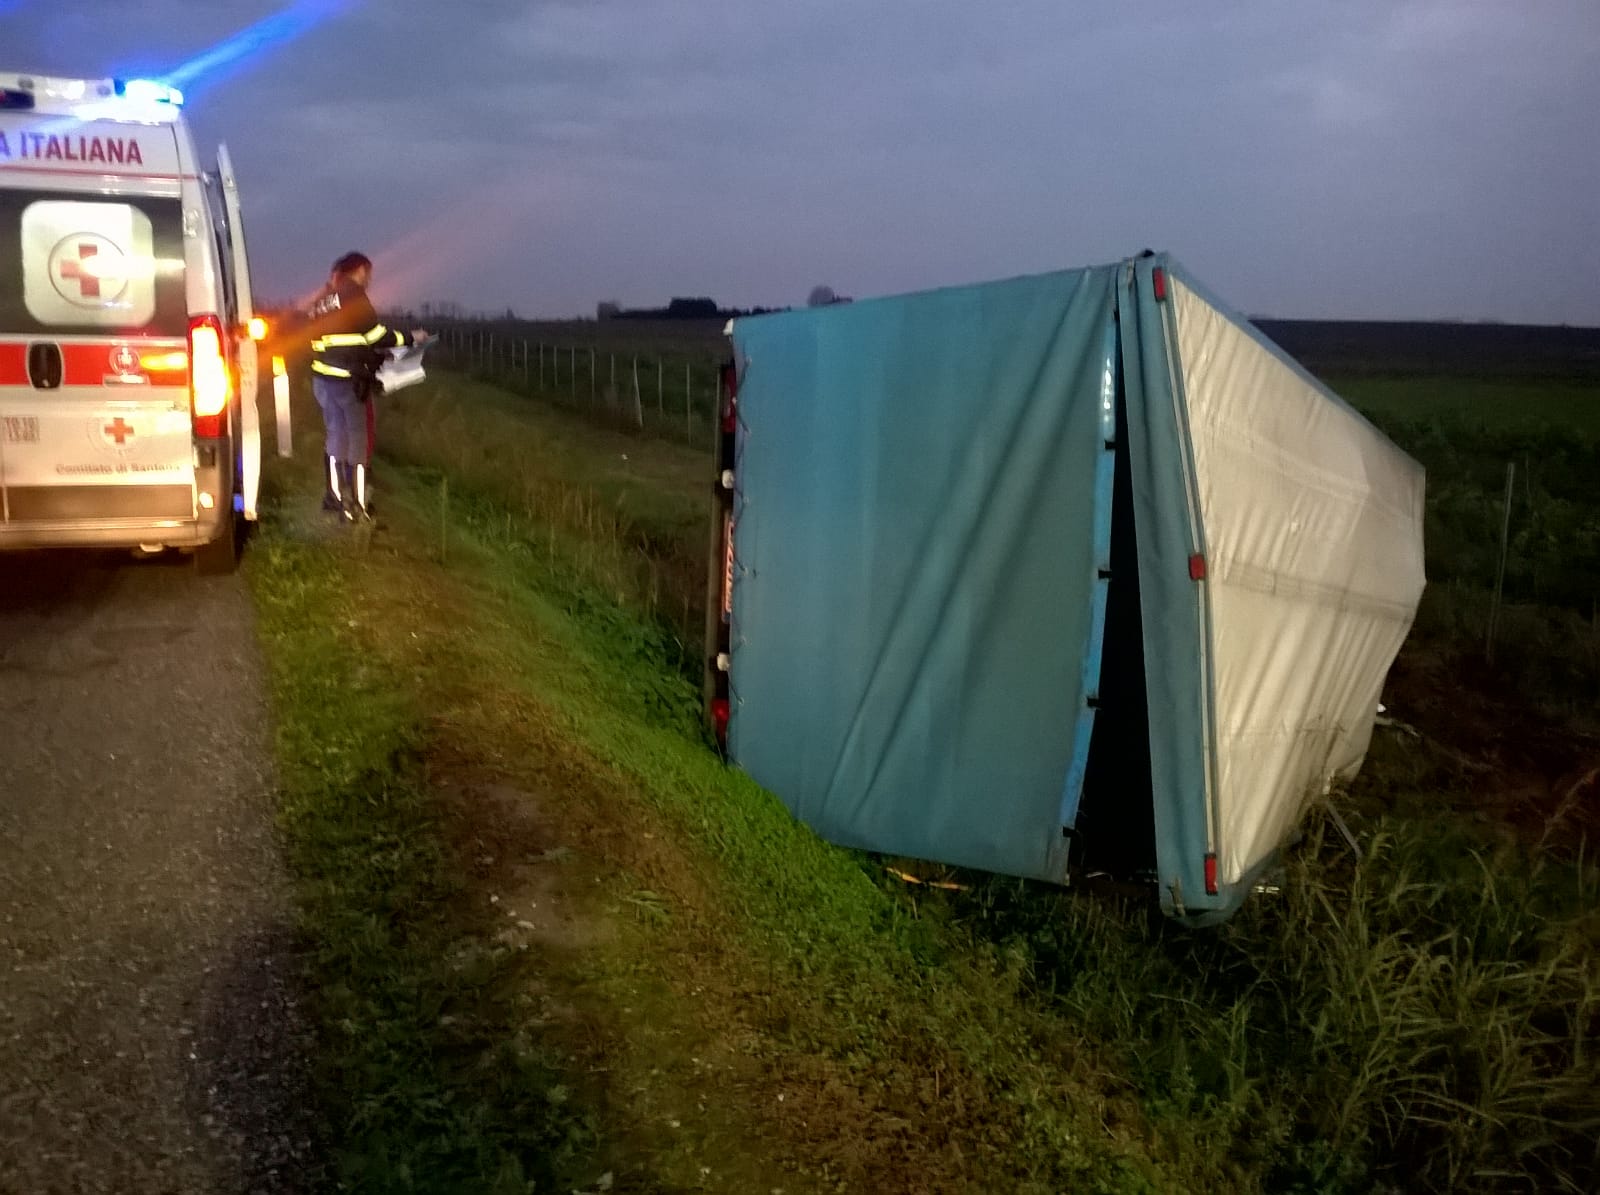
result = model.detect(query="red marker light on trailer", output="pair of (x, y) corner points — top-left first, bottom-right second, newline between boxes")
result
(1152, 267), (1168, 301)
(711, 697), (731, 738)
(1204, 853), (1218, 895)
(1188, 553), (1207, 581)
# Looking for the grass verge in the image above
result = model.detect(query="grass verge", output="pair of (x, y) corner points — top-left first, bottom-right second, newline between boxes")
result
(245, 522), (595, 1192)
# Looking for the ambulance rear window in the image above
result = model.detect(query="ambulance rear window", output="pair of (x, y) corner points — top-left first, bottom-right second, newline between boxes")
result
(0, 188), (185, 336)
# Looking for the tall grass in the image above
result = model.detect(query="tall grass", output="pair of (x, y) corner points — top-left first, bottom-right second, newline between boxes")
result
(952, 808), (1600, 1192)
(378, 377), (709, 652)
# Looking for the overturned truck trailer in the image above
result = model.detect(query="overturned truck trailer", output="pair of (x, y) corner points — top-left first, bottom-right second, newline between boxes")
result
(706, 254), (1425, 923)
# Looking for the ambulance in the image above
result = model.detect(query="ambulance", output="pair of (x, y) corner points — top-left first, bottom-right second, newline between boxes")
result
(0, 71), (280, 573)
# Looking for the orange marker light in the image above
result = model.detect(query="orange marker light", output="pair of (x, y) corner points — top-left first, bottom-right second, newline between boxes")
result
(138, 350), (188, 372)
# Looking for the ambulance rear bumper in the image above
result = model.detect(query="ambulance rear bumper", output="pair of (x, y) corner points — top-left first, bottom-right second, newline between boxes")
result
(0, 485), (225, 551)
(0, 520), (216, 551)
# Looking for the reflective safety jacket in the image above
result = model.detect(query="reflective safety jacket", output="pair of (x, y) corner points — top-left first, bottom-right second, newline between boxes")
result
(306, 279), (413, 381)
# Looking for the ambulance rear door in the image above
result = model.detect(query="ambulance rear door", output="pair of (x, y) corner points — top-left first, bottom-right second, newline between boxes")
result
(0, 115), (196, 530)
(215, 142), (262, 518)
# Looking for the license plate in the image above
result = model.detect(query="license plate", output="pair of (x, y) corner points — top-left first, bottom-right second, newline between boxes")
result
(3, 415), (39, 444)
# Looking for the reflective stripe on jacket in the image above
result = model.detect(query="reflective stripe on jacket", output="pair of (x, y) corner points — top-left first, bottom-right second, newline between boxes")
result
(305, 280), (411, 379)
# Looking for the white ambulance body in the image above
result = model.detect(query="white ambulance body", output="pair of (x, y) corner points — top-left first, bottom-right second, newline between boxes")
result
(0, 72), (267, 573)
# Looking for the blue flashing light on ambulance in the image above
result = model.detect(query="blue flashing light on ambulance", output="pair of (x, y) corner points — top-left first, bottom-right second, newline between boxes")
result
(0, 71), (285, 573)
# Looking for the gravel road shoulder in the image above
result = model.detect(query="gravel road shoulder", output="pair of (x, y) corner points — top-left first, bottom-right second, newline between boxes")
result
(0, 550), (323, 1194)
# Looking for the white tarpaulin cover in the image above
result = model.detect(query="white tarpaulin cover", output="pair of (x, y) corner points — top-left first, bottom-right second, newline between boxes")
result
(1169, 278), (1426, 887)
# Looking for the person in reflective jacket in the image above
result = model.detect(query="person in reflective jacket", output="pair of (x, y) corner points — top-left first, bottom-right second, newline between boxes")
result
(305, 252), (429, 520)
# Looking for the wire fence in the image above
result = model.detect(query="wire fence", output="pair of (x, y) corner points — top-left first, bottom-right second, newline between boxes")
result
(430, 323), (727, 449)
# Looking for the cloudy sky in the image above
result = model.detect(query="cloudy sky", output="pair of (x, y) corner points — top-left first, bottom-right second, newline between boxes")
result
(4, 0), (1596, 323)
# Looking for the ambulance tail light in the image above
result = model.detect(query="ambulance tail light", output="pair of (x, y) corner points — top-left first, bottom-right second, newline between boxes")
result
(188, 315), (232, 438)
(246, 316), (269, 341)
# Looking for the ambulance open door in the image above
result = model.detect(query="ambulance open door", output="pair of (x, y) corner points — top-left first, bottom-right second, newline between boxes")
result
(216, 144), (267, 522)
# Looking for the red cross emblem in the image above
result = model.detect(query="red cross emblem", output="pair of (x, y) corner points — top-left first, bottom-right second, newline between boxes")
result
(60, 243), (103, 297)
(47, 234), (127, 307)
(103, 417), (134, 446)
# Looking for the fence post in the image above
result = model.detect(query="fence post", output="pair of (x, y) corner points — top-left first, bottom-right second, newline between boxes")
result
(538, 343), (545, 390)
(590, 346), (596, 404)
(631, 355), (643, 429)
(657, 358), (664, 416)
(1487, 460), (1516, 664)
(685, 362), (692, 443)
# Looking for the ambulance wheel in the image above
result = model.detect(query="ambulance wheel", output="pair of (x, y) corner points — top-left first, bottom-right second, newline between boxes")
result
(194, 512), (240, 575)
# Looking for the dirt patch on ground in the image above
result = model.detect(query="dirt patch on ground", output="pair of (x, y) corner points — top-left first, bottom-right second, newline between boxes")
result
(433, 778), (613, 957)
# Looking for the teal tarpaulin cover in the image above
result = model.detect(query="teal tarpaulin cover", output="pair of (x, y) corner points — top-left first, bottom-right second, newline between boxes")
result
(728, 265), (1122, 882)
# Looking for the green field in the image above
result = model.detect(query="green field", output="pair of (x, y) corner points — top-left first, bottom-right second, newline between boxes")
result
(245, 362), (1600, 1194)
(1333, 374), (1600, 436)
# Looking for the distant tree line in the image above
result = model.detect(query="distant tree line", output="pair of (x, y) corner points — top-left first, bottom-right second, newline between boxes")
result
(596, 296), (788, 322)
(347, 286), (858, 327)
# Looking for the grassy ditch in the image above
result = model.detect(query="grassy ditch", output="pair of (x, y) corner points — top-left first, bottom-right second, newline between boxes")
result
(245, 520), (597, 1192)
(248, 369), (1599, 1193)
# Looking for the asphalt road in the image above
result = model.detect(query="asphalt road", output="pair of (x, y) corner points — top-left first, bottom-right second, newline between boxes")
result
(0, 549), (322, 1194)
